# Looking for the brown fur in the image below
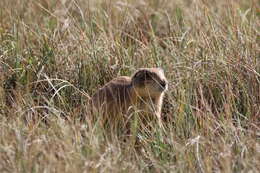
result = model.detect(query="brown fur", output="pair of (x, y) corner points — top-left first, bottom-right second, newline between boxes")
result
(90, 68), (168, 128)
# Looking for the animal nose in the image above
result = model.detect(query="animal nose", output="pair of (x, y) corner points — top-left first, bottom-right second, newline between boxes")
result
(160, 80), (167, 88)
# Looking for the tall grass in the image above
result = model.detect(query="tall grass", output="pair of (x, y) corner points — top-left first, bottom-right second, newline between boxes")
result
(0, 0), (259, 172)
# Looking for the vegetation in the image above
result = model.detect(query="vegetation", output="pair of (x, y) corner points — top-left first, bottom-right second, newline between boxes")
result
(0, 0), (259, 172)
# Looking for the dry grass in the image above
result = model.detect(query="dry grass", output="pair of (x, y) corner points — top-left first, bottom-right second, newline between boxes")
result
(0, 0), (259, 172)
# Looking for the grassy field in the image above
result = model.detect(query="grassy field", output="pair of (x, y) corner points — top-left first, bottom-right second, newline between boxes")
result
(0, 0), (259, 172)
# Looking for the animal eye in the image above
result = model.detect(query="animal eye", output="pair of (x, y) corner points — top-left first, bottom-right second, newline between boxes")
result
(145, 74), (152, 80)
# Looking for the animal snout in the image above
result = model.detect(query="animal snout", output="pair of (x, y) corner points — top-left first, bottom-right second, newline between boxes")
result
(160, 80), (167, 89)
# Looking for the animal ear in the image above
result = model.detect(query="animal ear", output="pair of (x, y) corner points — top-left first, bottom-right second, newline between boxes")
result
(133, 69), (146, 78)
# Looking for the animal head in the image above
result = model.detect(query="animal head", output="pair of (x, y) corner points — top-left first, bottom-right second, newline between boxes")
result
(131, 68), (168, 97)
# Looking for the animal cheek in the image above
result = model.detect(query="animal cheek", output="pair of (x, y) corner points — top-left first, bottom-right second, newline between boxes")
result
(153, 85), (164, 93)
(135, 88), (144, 95)
(136, 81), (145, 87)
(144, 84), (153, 91)
(145, 82), (155, 88)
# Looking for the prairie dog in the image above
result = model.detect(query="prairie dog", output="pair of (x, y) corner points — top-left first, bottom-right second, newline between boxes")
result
(90, 68), (168, 128)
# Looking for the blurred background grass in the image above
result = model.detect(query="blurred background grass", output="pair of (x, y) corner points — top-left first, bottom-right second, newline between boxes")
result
(0, 0), (259, 172)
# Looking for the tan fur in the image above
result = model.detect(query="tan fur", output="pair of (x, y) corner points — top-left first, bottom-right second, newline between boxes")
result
(90, 68), (168, 128)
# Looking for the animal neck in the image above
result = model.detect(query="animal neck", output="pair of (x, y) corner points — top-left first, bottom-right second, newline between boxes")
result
(128, 86), (139, 104)
(131, 88), (158, 105)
